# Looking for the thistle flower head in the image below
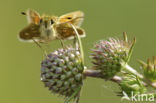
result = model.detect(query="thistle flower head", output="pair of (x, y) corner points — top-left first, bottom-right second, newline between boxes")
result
(139, 56), (156, 82)
(120, 74), (146, 97)
(91, 32), (136, 79)
(40, 46), (84, 101)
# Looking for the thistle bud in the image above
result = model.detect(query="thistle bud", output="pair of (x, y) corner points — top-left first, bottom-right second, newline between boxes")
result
(120, 74), (146, 97)
(40, 46), (84, 101)
(91, 32), (135, 79)
(139, 56), (156, 82)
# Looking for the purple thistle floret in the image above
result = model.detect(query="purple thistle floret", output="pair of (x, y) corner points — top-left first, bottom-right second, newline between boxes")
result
(91, 34), (135, 79)
(41, 46), (84, 99)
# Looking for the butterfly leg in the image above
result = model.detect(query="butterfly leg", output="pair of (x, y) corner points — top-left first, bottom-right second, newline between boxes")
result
(44, 42), (52, 53)
(60, 39), (65, 48)
(32, 39), (48, 57)
(56, 37), (65, 48)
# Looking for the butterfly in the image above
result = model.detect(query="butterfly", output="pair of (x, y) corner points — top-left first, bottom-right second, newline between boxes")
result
(18, 9), (85, 43)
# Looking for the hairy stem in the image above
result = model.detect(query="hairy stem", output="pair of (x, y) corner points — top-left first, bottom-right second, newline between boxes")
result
(123, 64), (156, 89)
(83, 67), (156, 89)
(83, 69), (122, 84)
(124, 64), (144, 79)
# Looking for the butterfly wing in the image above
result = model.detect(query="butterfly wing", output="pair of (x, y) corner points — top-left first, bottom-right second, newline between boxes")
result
(18, 23), (40, 42)
(26, 9), (41, 25)
(58, 11), (84, 27)
(55, 23), (85, 40)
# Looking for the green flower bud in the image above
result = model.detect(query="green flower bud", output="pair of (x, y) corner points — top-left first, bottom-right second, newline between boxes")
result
(91, 32), (135, 79)
(139, 56), (156, 82)
(120, 74), (146, 97)
(40, 46), (84, 101)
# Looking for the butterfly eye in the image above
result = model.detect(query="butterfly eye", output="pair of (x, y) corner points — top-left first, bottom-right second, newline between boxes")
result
(40, 19), (43, 23)
(51, 19), (54, 24)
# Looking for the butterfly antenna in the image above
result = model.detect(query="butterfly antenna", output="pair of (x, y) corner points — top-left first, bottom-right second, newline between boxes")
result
(21, 12), (26, 15)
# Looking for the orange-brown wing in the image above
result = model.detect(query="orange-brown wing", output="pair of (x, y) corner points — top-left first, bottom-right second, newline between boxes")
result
(18, 23), (40, 42)
(58, 11), (84, 27)
(56, 24), (85, 40)
(26, 9), (41, 25)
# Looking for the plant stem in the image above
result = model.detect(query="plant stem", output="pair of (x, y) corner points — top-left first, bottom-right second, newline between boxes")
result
(124, 64), (144, 79)
(83, 69), (122, 84)
(123, 64), (156, 89)
(70, 24), (84, 64)
(83, 67), (156, 89)
(64, 86), (81, 103)
(83, 69), (102, 78)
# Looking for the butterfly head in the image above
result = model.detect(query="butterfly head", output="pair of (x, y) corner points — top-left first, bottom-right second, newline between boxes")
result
(39, 16), (57, 41)
(40, 16), (54, 29)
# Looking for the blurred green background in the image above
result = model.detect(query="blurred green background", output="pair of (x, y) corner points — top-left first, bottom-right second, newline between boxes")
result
(1, 0), (156, 103)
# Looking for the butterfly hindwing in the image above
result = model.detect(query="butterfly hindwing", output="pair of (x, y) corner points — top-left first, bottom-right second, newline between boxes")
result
(55, 23), (85, 40)
(19, 23), (40, 42)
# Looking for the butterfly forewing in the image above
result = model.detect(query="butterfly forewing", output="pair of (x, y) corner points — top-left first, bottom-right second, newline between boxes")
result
(58, 11), (84, 27)
(26, 9), (40, 25)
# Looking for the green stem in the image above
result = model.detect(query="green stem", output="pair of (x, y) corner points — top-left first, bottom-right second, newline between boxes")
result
(123, 64), (144, 79)
(64, 86), (81, 103)
(70, 24), (84, 64)
(123, 64), (156, 89)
